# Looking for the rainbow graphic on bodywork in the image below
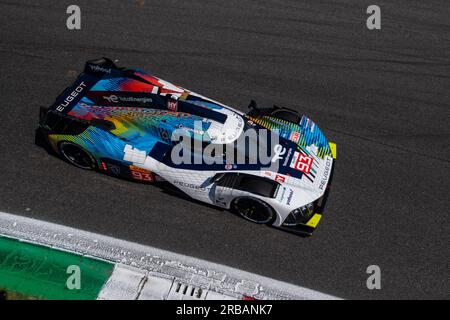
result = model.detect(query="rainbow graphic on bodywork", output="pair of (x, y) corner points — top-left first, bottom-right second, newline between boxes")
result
(46, 62), (333, 174)
(250, 115), (333, 159)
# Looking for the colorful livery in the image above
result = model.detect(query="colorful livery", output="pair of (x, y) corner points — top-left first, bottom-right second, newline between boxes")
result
(37, 58), (336, 236)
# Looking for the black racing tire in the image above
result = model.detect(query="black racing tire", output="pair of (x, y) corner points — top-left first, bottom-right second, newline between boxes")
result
(271, 109), (301, 124)
(58, 141), (96, 170)
(232, 197), (276, 225)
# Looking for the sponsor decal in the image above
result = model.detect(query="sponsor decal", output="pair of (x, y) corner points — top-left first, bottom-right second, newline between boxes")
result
(291, 152), (313, 174)
(318, 157), (332, 191)
(129, 165), (152, 174)
(278, 187), (293, 205)
(107, 163), (121, 175)
(173, 180), (207, 191)
(103, 95), (116, 103)
(271, 144), (286, 163)
(225, 164), (233, 170)
(289, 131), (301, 143)
(275, 175), (285, 183)
(167, 99), (178, 111)
(89, 64), (112, 74)
(286, 189), (294, 205)
(56, 81), (87, 112)
(103, 94), (153, 104)
(282, 148), (293, 167)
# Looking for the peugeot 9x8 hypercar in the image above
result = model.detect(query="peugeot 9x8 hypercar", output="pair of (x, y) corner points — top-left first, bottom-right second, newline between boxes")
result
(36, 58), (336, 236)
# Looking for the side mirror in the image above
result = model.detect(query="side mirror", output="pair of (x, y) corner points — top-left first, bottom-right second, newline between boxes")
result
(248, 99), (258, 110)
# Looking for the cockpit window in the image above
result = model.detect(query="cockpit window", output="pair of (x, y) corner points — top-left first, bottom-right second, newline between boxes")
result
(213, 173), (279, 198)
(237, 176), (279, 198)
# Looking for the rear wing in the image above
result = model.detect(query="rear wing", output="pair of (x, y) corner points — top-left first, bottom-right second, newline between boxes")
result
(47, 58), (120, 115)
(39, 57), (229, 128)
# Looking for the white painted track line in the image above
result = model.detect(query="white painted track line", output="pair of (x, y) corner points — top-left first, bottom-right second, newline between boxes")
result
(0, 211), (340, 300)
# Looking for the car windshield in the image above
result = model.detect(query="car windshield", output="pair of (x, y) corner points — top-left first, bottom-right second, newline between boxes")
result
(238, 176), (279, 198)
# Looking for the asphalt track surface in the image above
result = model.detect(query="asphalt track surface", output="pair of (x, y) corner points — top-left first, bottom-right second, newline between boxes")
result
(0, 0), (449, 299)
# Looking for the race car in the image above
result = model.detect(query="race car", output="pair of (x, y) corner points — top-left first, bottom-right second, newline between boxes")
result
(36, 58), (336, 236)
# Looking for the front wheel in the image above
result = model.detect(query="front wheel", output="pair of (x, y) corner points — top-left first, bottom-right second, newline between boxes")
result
(232, 197), (276, 225)
(58, 141), (96, 170)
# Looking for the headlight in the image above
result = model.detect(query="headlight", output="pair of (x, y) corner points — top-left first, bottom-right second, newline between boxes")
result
(283, 203), (314, 226)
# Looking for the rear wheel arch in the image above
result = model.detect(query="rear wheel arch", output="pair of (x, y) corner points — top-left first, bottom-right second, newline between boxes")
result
(58, 141), (97, 170)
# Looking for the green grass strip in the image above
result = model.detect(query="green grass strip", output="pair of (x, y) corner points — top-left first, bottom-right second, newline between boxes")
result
(0, 236), (114, 300)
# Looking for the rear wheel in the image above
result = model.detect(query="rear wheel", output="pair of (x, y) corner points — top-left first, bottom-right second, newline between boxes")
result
(59, 142), (96, 170)
(232, 197), (276, 225)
